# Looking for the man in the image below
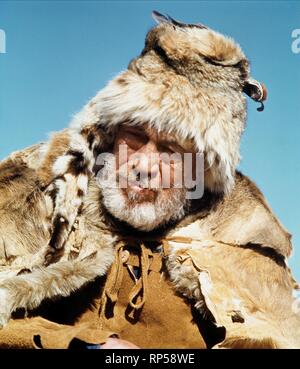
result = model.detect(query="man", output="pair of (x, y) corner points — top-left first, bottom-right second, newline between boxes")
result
(0, 12), (299, 349)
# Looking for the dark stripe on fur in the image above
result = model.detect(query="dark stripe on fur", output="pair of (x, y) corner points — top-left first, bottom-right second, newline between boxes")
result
(48, 214), (69, 250)
(66, 150), (88, 176)
(77, 189), (84, 197)
(87, 132), (95, 151)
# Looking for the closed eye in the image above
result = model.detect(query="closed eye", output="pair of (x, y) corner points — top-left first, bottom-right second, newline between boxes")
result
(158, 141), (184, 154)
(121, 128), (148, 149)
(158, 144), (175, 154)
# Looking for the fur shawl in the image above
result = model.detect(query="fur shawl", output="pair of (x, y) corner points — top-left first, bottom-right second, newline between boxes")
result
(0, 143), (299, 348)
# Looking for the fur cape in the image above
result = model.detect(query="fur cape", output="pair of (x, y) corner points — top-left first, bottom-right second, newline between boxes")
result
(0, 12), (298, 348)
(0, 143), (299, 348)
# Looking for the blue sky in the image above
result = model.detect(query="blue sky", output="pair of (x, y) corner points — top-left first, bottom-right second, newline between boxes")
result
(0, 1), (299, 279)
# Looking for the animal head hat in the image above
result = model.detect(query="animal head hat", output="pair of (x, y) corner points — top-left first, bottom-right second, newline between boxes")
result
(71, 11), (267, 194)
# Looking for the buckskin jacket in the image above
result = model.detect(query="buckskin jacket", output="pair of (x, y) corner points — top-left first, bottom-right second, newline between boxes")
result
(0, 144), (299, 349)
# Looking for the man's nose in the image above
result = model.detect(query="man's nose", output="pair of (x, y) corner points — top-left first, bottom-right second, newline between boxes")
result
(133, 143), (160, 181)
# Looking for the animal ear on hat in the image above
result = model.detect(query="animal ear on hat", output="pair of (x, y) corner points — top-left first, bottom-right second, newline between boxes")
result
(243, 78), (268, 112)
(152, 10), (171, 24)
(152, 10), (207, 29)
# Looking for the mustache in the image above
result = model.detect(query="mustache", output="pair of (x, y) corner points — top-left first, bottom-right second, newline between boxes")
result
(126, 188), (157, 203)
(117, 169), (160, 190)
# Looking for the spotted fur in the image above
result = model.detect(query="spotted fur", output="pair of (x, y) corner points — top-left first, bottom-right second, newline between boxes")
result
(36, 12), (266, 266)
(0, 12), (274, 338)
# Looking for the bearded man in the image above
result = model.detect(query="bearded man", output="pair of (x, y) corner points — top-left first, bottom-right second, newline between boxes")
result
(0, 12), (299, 349)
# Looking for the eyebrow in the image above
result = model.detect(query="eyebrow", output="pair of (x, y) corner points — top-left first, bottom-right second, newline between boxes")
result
(122, 126), (146, 136)
(158, 139), (185, 151)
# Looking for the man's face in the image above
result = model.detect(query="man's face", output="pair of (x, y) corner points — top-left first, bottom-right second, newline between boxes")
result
(98, 124), (197, 231)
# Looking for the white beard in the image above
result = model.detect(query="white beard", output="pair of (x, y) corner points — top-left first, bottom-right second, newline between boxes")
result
(96, 157), (188, 231)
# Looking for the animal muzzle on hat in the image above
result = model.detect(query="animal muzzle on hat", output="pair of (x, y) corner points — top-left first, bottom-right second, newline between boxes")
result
(71, 11), (267, 195)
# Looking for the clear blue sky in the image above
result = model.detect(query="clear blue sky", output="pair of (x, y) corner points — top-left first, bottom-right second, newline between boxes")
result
(0, 1), (299, 279)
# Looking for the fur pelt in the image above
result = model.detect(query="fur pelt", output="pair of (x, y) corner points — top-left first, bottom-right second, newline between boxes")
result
(0, 145), (116, 326)
(0, 12), (297, 347)
(0, 144), (299, 348)
(165, 173), (300, 348)
(9, 13), (268, 279)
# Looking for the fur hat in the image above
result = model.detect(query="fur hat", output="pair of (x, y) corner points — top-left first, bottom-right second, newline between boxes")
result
(70, 11), (267, 194)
